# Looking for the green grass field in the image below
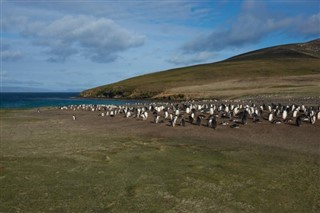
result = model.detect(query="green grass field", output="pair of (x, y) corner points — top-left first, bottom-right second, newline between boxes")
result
(1, 109), (319, 212)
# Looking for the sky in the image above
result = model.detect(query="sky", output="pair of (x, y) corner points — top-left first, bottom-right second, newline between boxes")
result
(1, 0), (320, 92)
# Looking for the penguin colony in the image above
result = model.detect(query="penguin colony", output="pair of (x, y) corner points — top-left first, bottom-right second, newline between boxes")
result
(60, 101), (320, 128)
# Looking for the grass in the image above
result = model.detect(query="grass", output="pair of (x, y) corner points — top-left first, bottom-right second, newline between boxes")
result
(1, 109), (320, 212)
(165, 74), (320, 99)
(81, 57), (320, 99)
(81, 39), (320, 99)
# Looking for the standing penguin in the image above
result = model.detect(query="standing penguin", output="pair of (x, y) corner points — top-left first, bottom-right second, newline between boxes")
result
(171, 115), (178, 127)
(310, 115), (316, 124)
(282, 110), (288, 121)
(268, 113), (274, 122)
(241, 111), (248, 125)
(296, 116), (302, 127)
(180, 115), (186, 127)
(189, 113), (195, 124)
(196, 115), (205, 126)
(207, 115), (217, 129)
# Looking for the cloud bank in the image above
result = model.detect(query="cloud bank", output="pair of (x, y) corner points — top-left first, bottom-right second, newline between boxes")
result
(20, 15), (145, 63)
(180, 1), (320, 56)
(1, 44), (23, 62)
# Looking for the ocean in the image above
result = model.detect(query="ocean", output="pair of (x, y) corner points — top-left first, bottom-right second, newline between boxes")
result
(0, 92), (146, 109)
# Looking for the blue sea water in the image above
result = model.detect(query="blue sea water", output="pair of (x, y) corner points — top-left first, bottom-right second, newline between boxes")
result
(0, 92), (145, 109)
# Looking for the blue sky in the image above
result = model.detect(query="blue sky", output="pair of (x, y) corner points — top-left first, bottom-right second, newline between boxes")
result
(1, 0), (319, 92)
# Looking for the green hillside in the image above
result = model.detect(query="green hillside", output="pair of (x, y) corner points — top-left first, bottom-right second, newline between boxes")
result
(81, 39), (320, 100)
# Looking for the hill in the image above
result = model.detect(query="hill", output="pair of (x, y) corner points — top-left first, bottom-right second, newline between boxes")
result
(81, 39), (320, 100)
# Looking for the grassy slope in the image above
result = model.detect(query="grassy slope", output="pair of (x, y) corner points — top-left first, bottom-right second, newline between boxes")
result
(1, 109), (319, 212)
(81, 39), (320, 99)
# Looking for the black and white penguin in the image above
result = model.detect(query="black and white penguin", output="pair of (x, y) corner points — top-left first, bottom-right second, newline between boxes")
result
(310, 115), (316, 125)
(252, 112), (260, 123)
(196, 115), (205, 126)
(296, 115), (302, 127)
(179, 115), (185, 127)
(282, 110), (288, 121)
(240, 111), (248, 125)
(189, 112), (195, 124)
(171, 115), (178, 127)
(268, 113), (274, 122)
(207, 115), (217, 129)
(230, 123), (239, 128)
(153, 112), (160, 124)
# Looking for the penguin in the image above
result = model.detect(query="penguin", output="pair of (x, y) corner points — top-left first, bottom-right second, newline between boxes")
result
(189, 115), (194, 124)
(196, 115), (205, 126)
(164, 110), (169, 119)
(252, 112), (260, 123)
(189, 112), (195, 124)
(179, 115), (186, 127)
(230, 123), (239, 128)
(310, 115), (316, 124)
(110, 110), (115, 117)
(241, 111), (248, 125)
(296, 116), (302, 127)
(209, 107), (214, 115)
(272, 119), (282, 124)
(153, 111), (160, 124)
(282, 110), (288, 120)
(268, 113), (273, 122)
(125, 111), (131, 118)
(171, 115), (178, 127)
(143, 111), (148, 120)
(207, 115), (217, 129)
(72, 115), (76, 120)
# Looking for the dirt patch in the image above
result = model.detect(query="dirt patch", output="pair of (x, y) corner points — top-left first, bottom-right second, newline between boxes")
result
(27, 106), (320, 156)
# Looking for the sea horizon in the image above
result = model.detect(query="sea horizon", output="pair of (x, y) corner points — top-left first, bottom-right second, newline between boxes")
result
(0, 92), (147, 109)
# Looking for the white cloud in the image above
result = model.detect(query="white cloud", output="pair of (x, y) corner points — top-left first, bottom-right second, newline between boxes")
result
(1, 50), (23, 61)
(181, 1), (320, 54)
(298, 12), (320, 35)
(1, 44), (23, 61)
(19, 15), (145, 63)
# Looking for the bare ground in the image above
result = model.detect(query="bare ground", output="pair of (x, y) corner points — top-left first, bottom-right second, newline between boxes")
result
(1, 107), (320, 212)
(22, 107), (320, 156)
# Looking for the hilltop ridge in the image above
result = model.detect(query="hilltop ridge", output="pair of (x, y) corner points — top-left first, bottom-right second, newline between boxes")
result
(227, 39), (320, 61)
(81, 39), (320, 100)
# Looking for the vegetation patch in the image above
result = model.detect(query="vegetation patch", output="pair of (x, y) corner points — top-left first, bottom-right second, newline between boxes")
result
(1, 109), (319, 212)
(81, 40), (320, 100)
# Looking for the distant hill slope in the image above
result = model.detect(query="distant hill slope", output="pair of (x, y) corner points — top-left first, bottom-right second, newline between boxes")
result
(81, 39), (320, 100)
(227, 39), (320, 61)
